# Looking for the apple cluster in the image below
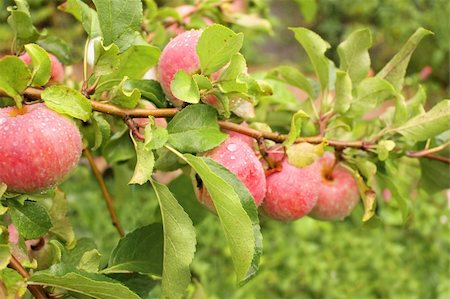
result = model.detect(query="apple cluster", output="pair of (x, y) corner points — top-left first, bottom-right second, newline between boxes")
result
(157, 28), (361, 222)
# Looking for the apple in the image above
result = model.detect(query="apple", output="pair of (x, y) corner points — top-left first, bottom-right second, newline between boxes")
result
(195, 135), (266, 211)
(19, 52), (64, 83)
(309, 152), (360, 220)
(0, 103), (82, 193)
(262, 146), (321, 221)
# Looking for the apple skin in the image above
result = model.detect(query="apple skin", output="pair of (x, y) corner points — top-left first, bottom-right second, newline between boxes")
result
(262, 147), (322, 221)
(157, 29), (203, 106)
(309, 153), (360, 220)
(0, 103), (82, 193)
(195, 136), (266, 211)
(19, 52), (64, 83)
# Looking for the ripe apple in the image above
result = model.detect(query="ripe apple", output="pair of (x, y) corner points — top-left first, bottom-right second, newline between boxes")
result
(0, 103), (82, 193)
(195, 135), (266, 211)
(19, 52), (64, 83)
(309, 152), (360, 220)
(262, 145), (321, 221)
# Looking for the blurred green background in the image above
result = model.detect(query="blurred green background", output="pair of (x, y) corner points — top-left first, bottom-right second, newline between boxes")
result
(2, 0), (449, 298)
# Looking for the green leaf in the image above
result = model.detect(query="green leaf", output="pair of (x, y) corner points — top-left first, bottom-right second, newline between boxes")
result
(168, 175), (208, 225)
(193, 74), (213, 90)
(93, 40), (120, 76)
(0, 183), (6, 198)
(407, 85), (426, 118)
(377, 28), (433, 91)
(92, 0), (143, 47)
(9, 201), (53, 240)
(286, 142), (324, 168)
(124, 80), (166, 108)
(78, 249), (101, 273)
(38, 36), (73, 65)
(0, 268), (26, 297)
(183, 155), (260, 283)
(109, 78), (141, 109)
(29, 266), (140, 299)
(171, 70), (200, 104)
(24, 44), (51, 87)
(91, 113), (111, 151)
(377, 140), (396, 161)
(337, 28), (372, 85)
(290, 27), (332, 92)
(0, 56), (31, 107)
(42, 86), (92, 121)
(106, 273), (157, 299)
(265, 65), (314, 98)
(49, 189), (75, 245)
(284, 110), (310, 146)
(0, 243), (10, 270)
(348, 77), (397, 117)
(103, 131), (135, 164)
(104, 223), (163, 275)
(295, 0), (318, 23)
(144, 124), (168, 150)
(151, 181), (196, 299)
(7, 0), (41, 50)
(218, 80), (248, 94)
(167, 105), (227, 153)
(99, 45), (160, 86)
(219, 53), (247, 82)
(59, 0), (101, 37)
(197, 24), (244, 75)
(334, 70), (353, 114)
(394, 100), (450, 141)
(129, 142), (155, 185)
(419, 154), (450, 194)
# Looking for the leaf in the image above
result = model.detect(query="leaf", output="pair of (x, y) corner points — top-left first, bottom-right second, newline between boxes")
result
(92, 0), (143, 47)
(167, 105), (227, 153)
(284, 110), (310, 146)
(24, 44), (51, 87)
(219, 53), (247, 82)
(286, 142), (325, 168)
(334, 70), (353, 114)
(193, 74), (213, 91)
(144, 124), (168, 150)
(337, 28), (372, 85)
(93, 40), (120, 76)
(290, 27), (332, 92)
(394, 100), (450, 141)
(265, 65), (314, 98)
(352, 171), (376, 222)
(38, 36), (73, 65)
(377, 140), (396, 161)
(0, 243), (10, 270)
(107, 273), (157, 299)
(295, 0), (318, 23)
(29, 265), (140, 299)
(98, 45), (160, 86)
(197, 24), (244, 75)
(151, 181), (196, 299)
(124, 80), (167, 108)
(103, 131), (135, 164)
(92, 113), (111, 151)
(407, 85), (426, 118)
(171, 70), (200, 104)
(184, 155), (259, 283)
(9, 201), (53, 240)
(49, 189), (75, 245)
(0, 56), (31, 107)
(42, 86), (92, 121)
(129, 142), (155, 185)
(78, 249), (101, 272)
(59, 0), (101, 37)
(109, 78), (141, 109)
(0, 268), (27, 297)
(104, 224), (163, 275)
(377, 28), (433, 91)
(7, 0), (41, 50)
(348, 77), (397, 116)
(168, 175), (208, 225)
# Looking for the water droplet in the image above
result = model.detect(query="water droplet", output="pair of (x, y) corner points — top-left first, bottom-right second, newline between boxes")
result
(227, 143), (237, 152)
(230, 155), (236, 160)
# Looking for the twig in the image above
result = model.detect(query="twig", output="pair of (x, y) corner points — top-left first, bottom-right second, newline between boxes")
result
(407, 153), (450, 163)
(406, 141), (450, 157)
(123, 116), (145, 141)
(83, 148), (125, 237)
(8, 255), (49, 299)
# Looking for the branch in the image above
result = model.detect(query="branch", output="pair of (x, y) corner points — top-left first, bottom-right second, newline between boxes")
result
(406, 141), (450, 157)
(407, 153), (450, 163)
(8, 255), (49, 299)
(83, 147), (125, 237)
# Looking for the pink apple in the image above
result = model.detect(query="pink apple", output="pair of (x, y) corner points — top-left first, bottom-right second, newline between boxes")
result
(262, 146), (321, 221)
(195, 136), (266, 211)
(0, 103), (82, 192)
(19, 52), (64, 83)
(309, 152), (360, 220)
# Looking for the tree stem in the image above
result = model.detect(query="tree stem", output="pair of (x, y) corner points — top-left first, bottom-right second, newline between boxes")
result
(83, 147), (125, 237)
(8, 256), (48, 299)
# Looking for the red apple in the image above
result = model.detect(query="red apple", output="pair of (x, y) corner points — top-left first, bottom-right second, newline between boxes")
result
(0, 103), (82, 193)
(309, 152), (360, 220)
